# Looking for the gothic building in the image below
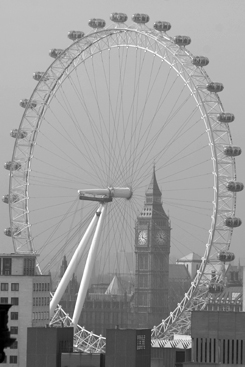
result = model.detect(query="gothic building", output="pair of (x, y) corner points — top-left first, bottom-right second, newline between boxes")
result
(134, 167), (171, 328)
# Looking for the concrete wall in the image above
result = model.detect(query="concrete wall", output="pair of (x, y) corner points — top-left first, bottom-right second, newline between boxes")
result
(191, 311), (245, 364)
(106, 329), (151, 367)
(61, 353), (104, 367)
(27, 327), (73, 367)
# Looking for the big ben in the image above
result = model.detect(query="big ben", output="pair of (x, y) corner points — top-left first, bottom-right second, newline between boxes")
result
(134, 166), (171, 328)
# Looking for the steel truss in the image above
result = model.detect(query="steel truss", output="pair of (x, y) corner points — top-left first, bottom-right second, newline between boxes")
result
(6, 15), (239, 351)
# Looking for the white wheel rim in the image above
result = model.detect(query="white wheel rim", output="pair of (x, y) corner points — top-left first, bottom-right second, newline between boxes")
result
(8, 24), (236, 349)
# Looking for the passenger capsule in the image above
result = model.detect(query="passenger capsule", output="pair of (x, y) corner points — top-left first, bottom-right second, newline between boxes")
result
(88, 19), (106, 29)
(110, 13), (128, 23)
(49, 49), (63, 58)
(206, 82), (224, 93)
(192, 56), (209, 67)
(67, 31), (85, 41)
(217, 113), (235, 123)
(174, 36), (191, 46)
(217, 251), (235, 262)
(208, 284), (224, 294)
(10, 129), (27, 139)
(4, 161), (21, 171)
(33, 72), (49, 81)
(226, 181), (244, 192)
(153, 21), (171, 32)
(224, 217), (242, 228)
(19, 99), (37, 109)
(223, 146), (242, 157)
(2, 194), (20, 204)
(4, 227), (21, 237)
(132, 13), (150, 24)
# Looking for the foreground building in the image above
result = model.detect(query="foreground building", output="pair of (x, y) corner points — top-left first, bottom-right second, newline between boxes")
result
(188, 310), (245, 365)
(0, 253), (51, 367)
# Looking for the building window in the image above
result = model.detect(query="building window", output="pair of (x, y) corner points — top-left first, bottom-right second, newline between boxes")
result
(146, 197), (153, 204)
(1, 283), (8, 291)
(11, 312), (18, 320)
(23, 257), (35, 275)
(10, 341), (18, 349)
(10, 327), (18, 335)
(11, 298), (19, 306)
(9, 356), (17, 364)
(0, 297), (8, 304)
(176, 351), (186, 364)
(11, 283), (19, 291)
(139, 275), (148, 288)
(138, 293), (147, 306)
(138, 254), (148, 270)
(3, 258), (12, 275)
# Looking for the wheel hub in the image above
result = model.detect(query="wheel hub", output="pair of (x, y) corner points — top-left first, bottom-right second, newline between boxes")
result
(78, 186), (133, 201)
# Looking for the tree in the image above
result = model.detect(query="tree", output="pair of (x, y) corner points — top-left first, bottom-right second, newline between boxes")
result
(0, 305), (15, 363)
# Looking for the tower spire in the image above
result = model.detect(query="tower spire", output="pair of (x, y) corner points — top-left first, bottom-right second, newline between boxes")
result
(134, 165), (170, 328)
(145, 165), (162, 199)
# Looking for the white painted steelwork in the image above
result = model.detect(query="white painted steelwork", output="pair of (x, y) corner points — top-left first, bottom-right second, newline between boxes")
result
(72, 204), (107, 328)
(4, 13), (241, 352)
(50, 206), (102, 318)
(78, 187), (132, 199)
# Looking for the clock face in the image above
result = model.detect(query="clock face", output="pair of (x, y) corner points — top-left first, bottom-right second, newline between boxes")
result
(155, 230), (168, 244)
(138, 230), (148, 245)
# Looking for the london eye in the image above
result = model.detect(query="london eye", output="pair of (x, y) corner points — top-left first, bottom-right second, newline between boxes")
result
(3, 13), (242, 352)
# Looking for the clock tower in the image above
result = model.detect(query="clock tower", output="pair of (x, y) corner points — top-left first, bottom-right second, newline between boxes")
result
(134, 167), (170, 328)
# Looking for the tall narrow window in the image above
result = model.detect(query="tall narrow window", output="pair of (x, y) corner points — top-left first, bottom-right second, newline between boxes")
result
(3, 258), (12, 275)
(24, 257), (35, 275)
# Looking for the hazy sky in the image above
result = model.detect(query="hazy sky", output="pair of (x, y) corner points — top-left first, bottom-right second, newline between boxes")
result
(1, 0), (245, 264)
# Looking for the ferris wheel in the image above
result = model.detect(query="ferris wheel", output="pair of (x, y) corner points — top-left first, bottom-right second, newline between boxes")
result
(3, 13), (243, 352)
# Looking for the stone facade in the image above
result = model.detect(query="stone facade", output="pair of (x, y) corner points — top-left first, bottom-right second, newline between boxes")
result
(0, 253), (51, 367)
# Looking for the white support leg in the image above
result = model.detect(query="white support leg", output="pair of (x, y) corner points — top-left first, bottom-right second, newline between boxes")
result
(72, 204), (107, 329)
(49, 205), (102, 318)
